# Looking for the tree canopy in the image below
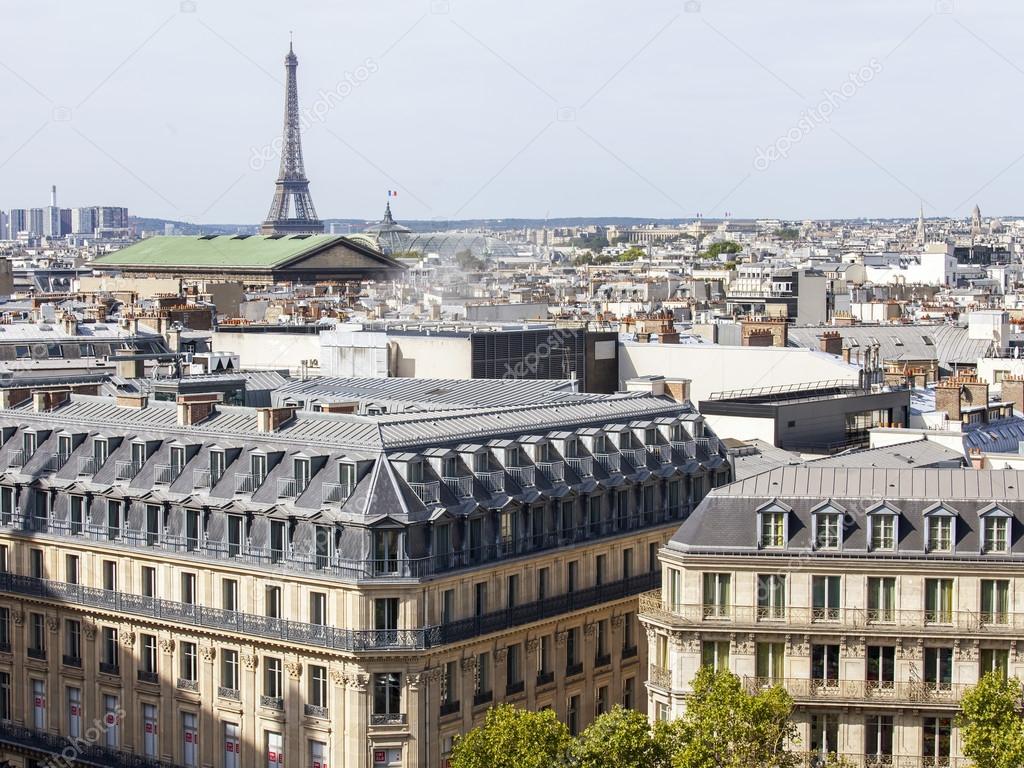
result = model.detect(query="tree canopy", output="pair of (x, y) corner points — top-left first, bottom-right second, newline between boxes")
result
(958, 672), (1024, 768)
(574, 706), (669, 768)
(700, 240), (742, 260)
(450, 705), (573, 768)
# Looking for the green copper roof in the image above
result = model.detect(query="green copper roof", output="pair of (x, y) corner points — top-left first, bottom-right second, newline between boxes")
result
(93, 235), (362, 269)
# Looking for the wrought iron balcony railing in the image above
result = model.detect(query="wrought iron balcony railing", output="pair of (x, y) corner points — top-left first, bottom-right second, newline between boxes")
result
(409, 481), (440, 505)
(114, 460), (143, 481)
(476, 470), (505, 494)
(443, 475), (474, 498)
(506, 466), (536, 487)
(566, 456), (593, 477)
(155, 464), (183, 485)
(321, 482), (353, 504)
(593, 452), (621, 473)
(234, 472), (265, 494)
(639, 592), (1017, 635)
(536, 461), (565, 483)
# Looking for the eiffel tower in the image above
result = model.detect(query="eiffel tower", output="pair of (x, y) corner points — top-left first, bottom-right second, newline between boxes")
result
(260, 39), (324, 235)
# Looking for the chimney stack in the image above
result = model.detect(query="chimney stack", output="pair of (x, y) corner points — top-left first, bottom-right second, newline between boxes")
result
(32, 389), (70, 413)
(257, 406), (297, 433)
(176, 393), (220, 426)
(1002, 375), (1024, 414)
(935, 378), (962, 422)
(819, 331), (843, 356)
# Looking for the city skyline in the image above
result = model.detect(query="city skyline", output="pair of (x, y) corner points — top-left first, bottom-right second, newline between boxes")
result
(2, 0), (1024, 224)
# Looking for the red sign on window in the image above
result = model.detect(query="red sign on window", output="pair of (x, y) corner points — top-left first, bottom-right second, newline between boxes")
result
(145, 723), (154, 734)
(225, 741), (236, 752)
(185, 731), (193, 742)
(34, 697), (45, 707)
(374, 751), (386, 763)
(70, 705), (79, 716)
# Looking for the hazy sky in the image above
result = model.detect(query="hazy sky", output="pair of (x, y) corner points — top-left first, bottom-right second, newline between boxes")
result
(1, 0), (1021, 223)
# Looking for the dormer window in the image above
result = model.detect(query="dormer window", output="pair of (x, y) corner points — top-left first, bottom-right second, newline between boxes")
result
(643, 427), (657, 446)
(811, 501), (845, 551)
(980, 505), (1012, 554)
(442, 456), (458, 478)
(756, 502), (790, 549)
(209, 449), (225, 485)
(57, 434), (72, 460)
(250, 453), (268, 485)
(564, 438), (577, 458)
(472, 452), (488, 473)
(670, 424), (685, 442)
(339, 462), (356, 488)
(593, 435), (607, 453)
(93, 437), (109, 466)
(867, 502), (900, 552)
(170, 445), (186, 472)
(130, 441), (147, 466)
(536, 443), (552, 462)
(761, 512), (786, 548)
(22, 431), (37, 458)
(505, 446), (521, 467)
(617, 432), (630, 450)
(294, 457), (311, 492)
(924, 505), (956, 553)
(407, 460), (424, 483)
(814, 512), (842, 550)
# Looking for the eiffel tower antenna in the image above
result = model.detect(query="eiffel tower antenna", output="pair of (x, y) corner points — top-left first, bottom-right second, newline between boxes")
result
(260, 37), (323, 235)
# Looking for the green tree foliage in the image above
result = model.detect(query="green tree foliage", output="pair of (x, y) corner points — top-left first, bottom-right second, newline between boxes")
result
(958, 672), (1024, 768)
(572, 234), (610, 252)
(773, 227), (799, 240)
(659, 667), (798, 768)
(574, 706), (669, 768)
(450, 705), (573, 768)
(701, 240), (742, 260)
(618, 247), (645, 262)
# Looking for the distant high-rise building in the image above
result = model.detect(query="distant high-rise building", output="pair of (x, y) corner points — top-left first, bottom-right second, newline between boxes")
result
(60, 208), (72, 235)
(8, 209), (27, 236)
(0, 211), (7, 240)
(29, 208), (44, 236)
(261, 40), (323, 235)
(44, 185), (61, 237)
(71, 207), (97, 234)
(96, 206), (128, 229)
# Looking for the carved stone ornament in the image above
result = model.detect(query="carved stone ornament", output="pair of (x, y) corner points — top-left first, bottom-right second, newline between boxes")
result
(285, 661), (302, 678)
(242, 654), (259, 670)
(160, 638), (175, 654)
(555, 630), (569, 647)
(119, 630), (136, 648)
(10, 612), (23, 626)
(406, 671), (423, 690)
(460, 657), (478, 673)
(83, 621), (96, 640)
(525, 639), (539, 654)
(46, 617), (59, 633)
(494, 648), (508, 664)
(610, 615), (625, 630)
(200, 646), (217, 663)
(330, 668), (345, 686)
(583, 623), (596, 638)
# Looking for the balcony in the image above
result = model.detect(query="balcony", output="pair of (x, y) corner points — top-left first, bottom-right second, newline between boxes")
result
(565, 661), (583, 678)
(595, 653), (611, 668)
(409, 481), (440, 505)
(646, 444), (672, 463)
(46, 452), (71, 472)
(536, 670), (554, 687)
(506, 680), (525, 697)
(137, 670), (159, 685)
(217, 686), (240, 701)
(648, 664), (672, 689)
(593, 453), (621, 473)
(260, 695), (284, 711)
(62, 654), (81, 668)
(155, 464), (183, 485)
(443, 475), (474, 498)
(476, 470), (505, 494)
(742, 676), (967, 706)
(695, 436), (720, 455)
(506, 466), (536, 487)
(619, 447), (647, 468)
(536, 461), (565, 484)
(671, 440), (697, 459)
(277, 477), (308, 499)
(439, 700), (461, 717)
(370, 712), (408, 726)
(472, 691), (493, 708)
(304, 703), (329, 718)
(99, 662), (120, 676)
(176, 678), (198, 692)
(193, 468), (214, 489)
(321, 482), (353, 504)
(114, 460), (143, 481)
(7, 449), (26, 468)
(638, 592), (1021, 636)
(27, 647), (46, 660)
(566, 456), (594, 477)
(234, 473), (265, 494)
(622, 645), (637, 660)
(78, 456), (101, 475)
